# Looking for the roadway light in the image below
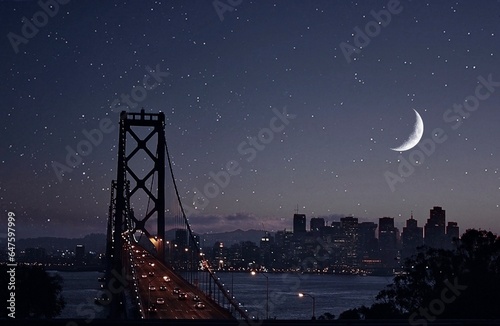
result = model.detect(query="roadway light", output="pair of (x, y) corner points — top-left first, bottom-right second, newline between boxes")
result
(297, 292), (315, 320)
(146, 279), (157, 319)
(250, 271), (269, 319)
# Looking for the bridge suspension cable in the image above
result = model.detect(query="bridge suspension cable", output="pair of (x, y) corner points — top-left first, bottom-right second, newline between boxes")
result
(107, 109), (251, 321)
(163, 131), (251, 321)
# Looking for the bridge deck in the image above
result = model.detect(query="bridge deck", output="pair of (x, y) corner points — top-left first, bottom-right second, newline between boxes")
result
(131, 245), (234, 320)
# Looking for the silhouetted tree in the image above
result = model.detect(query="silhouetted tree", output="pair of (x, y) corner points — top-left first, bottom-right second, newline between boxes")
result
(339, 229), (500, 320)
(375, 246), (460, 316)
(445, 229), (500, 319)
(318, 312), (335, 320)
(1, 264), (65, 318)
(361, 302), (404, 319)
(338, 307), (362, 319)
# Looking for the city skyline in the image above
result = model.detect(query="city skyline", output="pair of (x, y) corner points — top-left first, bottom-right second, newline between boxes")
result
(4, 204), (470, 245)
(2, 1), (500, 239)
(7, 207), (463, 276)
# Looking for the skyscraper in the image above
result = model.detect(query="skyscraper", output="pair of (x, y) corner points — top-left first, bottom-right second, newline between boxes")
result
(341, 216), (359, 266)
(213, 241), (225, 269)
(445, 221), (460, 250)
(358, 222), (378, 259)
(293, 214), (306, 234)
(274, 230), (294, 268)
(310, 217), (325, 232)
(378, 217), (398, 269)
(424, 206), (446, 249)
(260, 232), (273, 267)
(402, 213), (423, 261)
(175, 229), (188, 248)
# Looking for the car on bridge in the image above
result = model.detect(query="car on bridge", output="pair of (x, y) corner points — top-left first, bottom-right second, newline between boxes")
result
(148, 304), (157, 314)
(141, 274), (147, 278)
(178, 292), (187, 300)
(148, 285), (156, 291)
(148, 271), (155, 277)
(193, 295), (201, 302)
(159, 285), (166, 291)
(194, 302), (205, 309)
(156, 298), (165, 305)
(173, 287), (180, 294)
(163, 276), (171, 282)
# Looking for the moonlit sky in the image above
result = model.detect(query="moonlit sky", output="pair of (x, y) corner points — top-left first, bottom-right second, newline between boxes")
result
(1, 0), (500, 238)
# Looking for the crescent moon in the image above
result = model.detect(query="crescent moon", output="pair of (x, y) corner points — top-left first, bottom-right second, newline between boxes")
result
(390, 109), (424, 152)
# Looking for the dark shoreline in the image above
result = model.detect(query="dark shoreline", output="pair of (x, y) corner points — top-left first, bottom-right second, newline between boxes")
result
(45, 265), (104, 272)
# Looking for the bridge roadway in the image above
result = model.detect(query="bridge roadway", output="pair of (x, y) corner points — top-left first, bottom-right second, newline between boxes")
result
(130, 245), (234, 320)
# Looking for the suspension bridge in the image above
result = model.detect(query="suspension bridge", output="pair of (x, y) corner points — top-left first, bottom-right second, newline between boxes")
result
(102, 109), (251, 321)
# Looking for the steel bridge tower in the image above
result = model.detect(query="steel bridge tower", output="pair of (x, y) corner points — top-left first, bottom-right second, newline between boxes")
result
(105, 109), (251, 321)
(114, 109), (166, 263)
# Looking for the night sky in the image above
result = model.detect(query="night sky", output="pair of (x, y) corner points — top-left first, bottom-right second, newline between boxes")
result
(2, 0), (500, 239)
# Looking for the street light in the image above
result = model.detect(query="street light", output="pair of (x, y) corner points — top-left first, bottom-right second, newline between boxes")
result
(184, 247), (189, 279)
(166, 241), (170, 261)
(231, 268), (234, 298)
(147, 279), (152, 319)
(251, 271), (269, 319)
(298, 292), (315, 320)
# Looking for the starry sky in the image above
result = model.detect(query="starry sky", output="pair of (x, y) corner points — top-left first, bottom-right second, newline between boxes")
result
(2, 0), (500, 239)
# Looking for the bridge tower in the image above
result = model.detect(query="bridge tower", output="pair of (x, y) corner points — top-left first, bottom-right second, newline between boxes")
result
(115, 109), (166, 263)
(105, 109), (251, 321)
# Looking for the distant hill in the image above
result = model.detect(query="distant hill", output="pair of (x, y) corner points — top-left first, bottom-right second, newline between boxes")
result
(15, 233), (106, 254)
(7, 229), (268, 255)
(199, 229), (268, 247)
(165, 228), (268, 246)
